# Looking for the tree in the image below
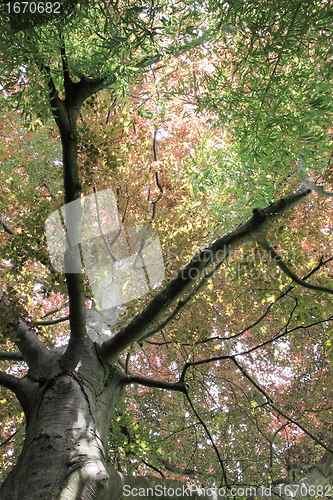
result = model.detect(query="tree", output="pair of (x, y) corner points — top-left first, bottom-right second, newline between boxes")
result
(0, 1), (333, 499)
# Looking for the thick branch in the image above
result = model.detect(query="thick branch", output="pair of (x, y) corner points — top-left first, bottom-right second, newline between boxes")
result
(139, 257), (226, 343)
(42, 67), (89, 354)
(99, 185), (313, 361)
(72, 76), (116, 111)
(0, 351), (24, 361)
(13, 321), (61, 379)
(40, 63), (71, 134)
(0, 371), (22, 394)
(125, 374), (187, 393)
(306, 182), (333, 197)
(14, 321), (50, 364)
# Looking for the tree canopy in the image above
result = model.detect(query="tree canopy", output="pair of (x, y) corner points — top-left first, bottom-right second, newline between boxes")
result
(0, 1), (333, 499)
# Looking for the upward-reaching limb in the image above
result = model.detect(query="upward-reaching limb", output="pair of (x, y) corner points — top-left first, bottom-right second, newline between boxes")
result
(99, 183), (315, 362)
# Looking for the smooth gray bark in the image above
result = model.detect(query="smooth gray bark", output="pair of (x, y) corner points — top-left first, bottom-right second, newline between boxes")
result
(0, 347), (125, 500)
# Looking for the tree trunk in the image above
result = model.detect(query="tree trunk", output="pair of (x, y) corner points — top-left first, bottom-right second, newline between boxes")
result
(0, 347), (226, 500)
(0, 346), (125, 500)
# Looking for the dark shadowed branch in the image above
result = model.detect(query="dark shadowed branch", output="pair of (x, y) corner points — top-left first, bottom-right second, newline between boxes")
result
(0, 371), (22, 394)
(231, 358), (333, 454)
(12, 321), (61, 379)
(157, 458), (198, 478)
(141, 459), (165, 479)
(139, 256), (228, 343)
(125, 374), (187, 393)
(40, 301), (69, 318)
(100, 184), (315, 362)
(184, 387), (229, 487)
(14, 321), (51, 365)
(256, 236), (333, 295)
(0, 351), (24, 361)
(0, 429), (21, 448)
(36, 315), (70, 326)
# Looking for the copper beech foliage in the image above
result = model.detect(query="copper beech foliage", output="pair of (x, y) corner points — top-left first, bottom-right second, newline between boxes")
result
(0, 1), (333, 498)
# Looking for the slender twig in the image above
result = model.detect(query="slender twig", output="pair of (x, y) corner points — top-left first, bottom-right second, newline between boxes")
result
(184, 388), (229, 487)
(36, 315), (70, 326)
(257, 236), (333, 295)
(151, 130), (163, 220)
(40, 301), (69, 318)
(141, 459), (165, 479)
(179, 313), (333, 380)
(231, 358), (333, 454)
(0, 218), (15, 235)
(222, 254), (333, 345)
(153, 128), (158, 162)
(0, 429), (20, 448)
